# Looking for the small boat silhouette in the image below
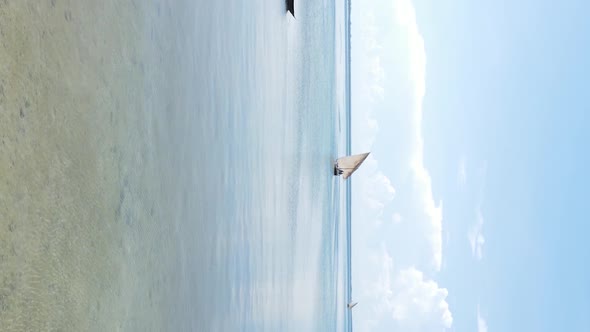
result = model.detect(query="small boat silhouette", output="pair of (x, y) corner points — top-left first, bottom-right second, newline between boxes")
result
(286, 0), (295, 17)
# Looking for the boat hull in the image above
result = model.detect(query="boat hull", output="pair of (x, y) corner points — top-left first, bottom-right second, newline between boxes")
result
(286, 0), (294, 16)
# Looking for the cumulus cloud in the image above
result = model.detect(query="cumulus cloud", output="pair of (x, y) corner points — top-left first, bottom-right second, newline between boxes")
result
(364, 246), (453, 330)
(477, 305), (488, 332)
(389, 0), (443, 271)
(391, 267), (453, 329)
(352, 0), (443, 269)
(410, 164), (444, 270)
(391, 0), (426, 101)
(350, 0), (450, 329)
(358, 155), (396, 227)
(353, 10), (385, 152)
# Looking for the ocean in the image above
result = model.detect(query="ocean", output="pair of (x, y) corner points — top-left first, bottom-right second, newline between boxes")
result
(0, 0), (350, 331)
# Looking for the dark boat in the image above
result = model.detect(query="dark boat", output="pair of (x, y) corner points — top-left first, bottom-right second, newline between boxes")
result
(286, 0), (294, 17)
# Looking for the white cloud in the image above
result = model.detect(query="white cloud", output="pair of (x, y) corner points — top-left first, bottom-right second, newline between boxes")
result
(391, 267), (453, 329)
(351, 0), (450, 330)
(389, 0), (443, 272)
(363, 247), (453, 330)
(354, 10), (385, 152)
(391, 0), (426, 102)
(352, 0), (443, 269)
(410, 163), (444, 270)
(477, 305), (488, 332)
(358, 155), (396, 227)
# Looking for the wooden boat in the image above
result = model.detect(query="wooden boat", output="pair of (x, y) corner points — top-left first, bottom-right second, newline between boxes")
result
(334, 153), (370, 179)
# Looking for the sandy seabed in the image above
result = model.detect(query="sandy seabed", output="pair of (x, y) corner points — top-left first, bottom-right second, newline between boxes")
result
(0, 1), (195, 330)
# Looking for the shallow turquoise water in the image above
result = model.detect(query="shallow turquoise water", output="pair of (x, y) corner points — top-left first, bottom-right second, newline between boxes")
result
(164, 0), (349, 330)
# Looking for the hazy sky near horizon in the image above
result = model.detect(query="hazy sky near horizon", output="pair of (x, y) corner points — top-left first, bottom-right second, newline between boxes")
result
(350, 0), (590, 331)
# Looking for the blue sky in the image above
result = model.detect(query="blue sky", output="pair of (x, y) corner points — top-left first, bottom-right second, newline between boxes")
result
(351, 0), (590, 331)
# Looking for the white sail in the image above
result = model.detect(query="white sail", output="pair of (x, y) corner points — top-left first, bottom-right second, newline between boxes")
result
(336, 152), (370, 179)
(347, 302), (358, 309)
